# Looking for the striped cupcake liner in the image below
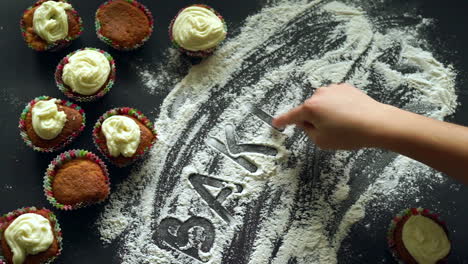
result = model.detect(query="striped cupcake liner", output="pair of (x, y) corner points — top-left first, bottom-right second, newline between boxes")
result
(93, 107), (157, 167)
(55, 47), (116, 102)
(95, 0), (154, 51)
(387, 207), (450, 264)
(169, 4), (227, 58)
(18, 96), (86, 153)
(20, 0), (84, 52)
(43, 149), (111, 210)
(0, 207), (63, 264)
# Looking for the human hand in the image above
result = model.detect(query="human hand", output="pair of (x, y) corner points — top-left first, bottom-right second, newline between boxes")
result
(272, 83), (394, 150)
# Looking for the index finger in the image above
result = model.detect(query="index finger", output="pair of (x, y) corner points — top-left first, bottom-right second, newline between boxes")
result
(273, 105), (308, 128)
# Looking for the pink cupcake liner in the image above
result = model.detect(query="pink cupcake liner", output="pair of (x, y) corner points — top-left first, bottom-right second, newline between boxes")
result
(55, 47), (116, 102)
(0, 206), (63, 264)
(20, 0), (84, 52)
(95, 0), (154, 51)
(18, 96), (86, 153)
(43, 149), (111, 210)
(387, 207), (451, 264)
(93, 107), (158, 167)
(169, 4), (227, 58)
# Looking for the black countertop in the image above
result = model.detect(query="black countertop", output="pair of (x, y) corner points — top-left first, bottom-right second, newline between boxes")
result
(1, 0), (468, 263)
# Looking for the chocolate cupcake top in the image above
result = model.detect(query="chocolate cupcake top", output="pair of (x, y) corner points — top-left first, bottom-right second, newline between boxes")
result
(172, 5), (226, 52)
(44, 149), (111, 210)
(3, 213), (54, 264)
(62, 49), (111, 96)
(401, 215), (450, 264)
(95, 0), (153, 50)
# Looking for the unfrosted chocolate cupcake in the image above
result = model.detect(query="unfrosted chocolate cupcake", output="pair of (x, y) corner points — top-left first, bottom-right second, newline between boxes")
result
(44, 149), (110, 210)
(20, 0), (83, 51)
(18, 96), (85, 152)
(95, 0), (153, 50)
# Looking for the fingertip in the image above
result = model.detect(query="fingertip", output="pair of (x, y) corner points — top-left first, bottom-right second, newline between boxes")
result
(272, 117), (286, 129)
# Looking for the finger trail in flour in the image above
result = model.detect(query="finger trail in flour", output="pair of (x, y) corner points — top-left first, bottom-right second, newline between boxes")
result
(98, 1), (458, 264)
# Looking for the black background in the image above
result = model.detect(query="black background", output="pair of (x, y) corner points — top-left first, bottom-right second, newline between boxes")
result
(1, 0), (467, 263)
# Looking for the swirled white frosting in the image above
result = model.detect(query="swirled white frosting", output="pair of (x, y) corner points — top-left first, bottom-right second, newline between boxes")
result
(4, 213), (54, 264)
(62, 49), (111, 95)
(102, 115), (141, 157)
(32, 99), (67, 140)
(33, 1), (72, 43)
(172, 6), (226, 51)
(402, 215), (451, 264)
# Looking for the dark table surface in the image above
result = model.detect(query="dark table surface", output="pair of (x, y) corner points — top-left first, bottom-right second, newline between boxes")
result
(1, 0), (468, 263)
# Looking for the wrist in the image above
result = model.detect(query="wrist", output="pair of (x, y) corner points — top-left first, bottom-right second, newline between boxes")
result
(365, 103), (409, 149)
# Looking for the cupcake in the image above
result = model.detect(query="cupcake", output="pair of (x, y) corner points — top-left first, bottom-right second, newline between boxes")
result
(0, 207), (62, 264)
(169, 4), (227, 58)
(19, 96), (85, 152)
(55, 48), (116, 102)
(95, 0), (154, 50)
(44, 150), (110, 210)
(93, 107), (157, 167)
(388, 208), (451, 264)
(20, 0), (83, 52)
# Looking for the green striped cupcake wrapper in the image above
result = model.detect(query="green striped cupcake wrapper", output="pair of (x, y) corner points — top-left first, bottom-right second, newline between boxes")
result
(20, 0), (84, 52)
(95, 0), (154, 51)
(43, 149), (111, 210)
(169, 4), (227, 58)
(92, 107), (158, 167)
(0, 206), (63, 264)
(387, 207), (450, 264)
(18, 96), (86, 153)
(55, 47), (116, 102)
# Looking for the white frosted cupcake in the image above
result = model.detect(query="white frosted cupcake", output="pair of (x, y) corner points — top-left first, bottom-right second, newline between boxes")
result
(20, 0), (83, 51)
(55, 48), (116, 102)
(169, 4), (227, 58)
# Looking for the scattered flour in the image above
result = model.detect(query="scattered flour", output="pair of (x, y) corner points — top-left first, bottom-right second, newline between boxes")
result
(97, 1), (458, 263)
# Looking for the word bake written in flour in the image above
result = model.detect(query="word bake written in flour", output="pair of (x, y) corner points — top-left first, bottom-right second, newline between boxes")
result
(156, 106), (281, 262)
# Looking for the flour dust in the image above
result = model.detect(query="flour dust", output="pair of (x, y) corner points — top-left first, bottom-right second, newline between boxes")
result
(97, 1), (458, 263)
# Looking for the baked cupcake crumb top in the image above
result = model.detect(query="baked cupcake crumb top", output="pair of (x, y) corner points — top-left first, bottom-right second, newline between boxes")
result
(52, 158), (109, 206)
(96, 0), (152, 49)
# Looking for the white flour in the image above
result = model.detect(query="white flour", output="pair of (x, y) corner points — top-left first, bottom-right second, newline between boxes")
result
(97, 1), (458, 263)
